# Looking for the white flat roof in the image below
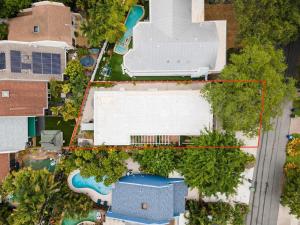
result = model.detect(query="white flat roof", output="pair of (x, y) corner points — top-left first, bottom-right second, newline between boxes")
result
(123, 0), (226, 77)
(94, 90), (212, 145)
(0, 117), (28, 153)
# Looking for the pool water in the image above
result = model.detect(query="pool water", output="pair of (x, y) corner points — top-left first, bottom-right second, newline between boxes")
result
(62, 210), (97, 225)
(23, 158), (56, 172)
(72, 172), (112, 195)
(80, 55), (95, 67)
(114, 5), (144, 55)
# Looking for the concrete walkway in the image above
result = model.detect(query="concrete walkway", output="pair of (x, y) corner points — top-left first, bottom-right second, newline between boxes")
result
(246, 102), (292, 225)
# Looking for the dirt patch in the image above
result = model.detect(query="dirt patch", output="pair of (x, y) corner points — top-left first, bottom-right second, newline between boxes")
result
(205, 3), (239, 49)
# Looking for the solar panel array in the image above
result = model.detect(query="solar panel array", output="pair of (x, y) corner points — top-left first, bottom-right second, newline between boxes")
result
(32, 52), (61, 74)
(10, 50), (21, 73)
(9, 50), (61, 74)
(0, 53), (5, 69)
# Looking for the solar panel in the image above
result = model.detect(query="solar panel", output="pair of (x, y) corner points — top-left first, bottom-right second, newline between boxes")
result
(0, 53), (5, 69)
(51, 54), (61, 74)
(32, 52), (42, 74)
(32, 52), (61, 75)
(10, 51), (21, 73)
(42, 53), (52, 74)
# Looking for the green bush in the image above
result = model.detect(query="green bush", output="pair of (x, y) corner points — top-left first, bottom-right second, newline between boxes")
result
(0, 24), (8, 40)
(185, 200), (249, 225)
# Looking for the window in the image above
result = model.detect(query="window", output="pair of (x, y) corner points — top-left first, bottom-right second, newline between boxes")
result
(141, 203), (148, 210)
(33, 25), (40, 33)
(0, 53), (5, 69)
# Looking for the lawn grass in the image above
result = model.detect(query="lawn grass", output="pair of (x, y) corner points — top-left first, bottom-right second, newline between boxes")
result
(108, 53), (131, 81)
(99, 52), (199, 82)
(45, 116), (75, 146)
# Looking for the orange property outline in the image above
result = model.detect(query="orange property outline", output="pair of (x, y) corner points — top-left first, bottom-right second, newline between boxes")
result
(69, 80), (266, 150)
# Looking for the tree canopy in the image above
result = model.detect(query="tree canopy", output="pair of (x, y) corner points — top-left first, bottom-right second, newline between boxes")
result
(59, 149), (129, 186)
(203, 42), (295, 136)
(0, 168), (93, 225)
(0, 0), (32, 18)
(281, 137), (300, 218)
(1, 168), (60, 225)
(185, 200), (249, 225)
(81, 0), (137, 45)
(234, 0), (300, 45)
(51, 60), (88, 121)
(132, 148), (182, 177)
(179, 130), (254, 196)
(281, 168), (300, 218)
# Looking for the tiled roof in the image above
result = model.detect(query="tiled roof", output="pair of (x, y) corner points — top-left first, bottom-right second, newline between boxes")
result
(0, 81), (48, 116)
(0, 154), (10, 183)
(8, 1), (73, 46)
(109, 175), (188, 224)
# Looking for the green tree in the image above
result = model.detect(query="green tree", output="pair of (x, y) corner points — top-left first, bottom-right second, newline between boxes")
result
(1, 168), (94, 225)
(132, 148), (181, 177)
(203, 42), (296, 136)
(281, 168), (300, 218)
(52, 60), (88, 121)
(49, 79), (62, 99)
(65, 60), (88, 107)
(43, 176), (93, 224)
(0, 24), (8, 40)
(81, 0), (137, 45)
(1, 168), (60, 225)
(0, 200), (12, 225)
(60, 149), (129, 186)
(179, 130), (254, 196)
(185, 200), (249, 225)
(234, 0), (300, 45)
(0, 0), (32, 18)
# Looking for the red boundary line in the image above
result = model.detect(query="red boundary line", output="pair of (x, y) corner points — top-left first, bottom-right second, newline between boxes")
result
(69, 80), (266, 150)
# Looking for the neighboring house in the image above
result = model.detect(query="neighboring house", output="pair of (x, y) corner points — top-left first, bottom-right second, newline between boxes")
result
(0, 153), (10, 183)
(0, 81), (48, 153)
(8, 1), (82, 47)
(107, 174), (188, 225)
(93, 87), (212, 146)
(40, 130), (63, 151)
(122, 0), (226, 79)
(0, 40), (66, 81)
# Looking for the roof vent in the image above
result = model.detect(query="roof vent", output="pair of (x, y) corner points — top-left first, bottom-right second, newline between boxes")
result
(2, 90), (9, 97)
(141, 203), (148, 210)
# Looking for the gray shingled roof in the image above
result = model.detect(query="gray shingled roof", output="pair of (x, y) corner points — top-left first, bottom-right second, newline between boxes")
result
(108, 175), (188, 224)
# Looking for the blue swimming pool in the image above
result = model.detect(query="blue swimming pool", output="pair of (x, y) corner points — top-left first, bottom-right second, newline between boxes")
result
(114, 5), (144, 55)
(80, 55), (95, 67)
(72, 172), (112, 195)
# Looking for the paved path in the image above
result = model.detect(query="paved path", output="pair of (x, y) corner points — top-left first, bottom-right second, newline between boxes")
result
(246, 102), (292, 225)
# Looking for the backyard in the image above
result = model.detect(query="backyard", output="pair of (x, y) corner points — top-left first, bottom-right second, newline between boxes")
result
(96, 52), (194, 81)
(45, 116), (75, 146)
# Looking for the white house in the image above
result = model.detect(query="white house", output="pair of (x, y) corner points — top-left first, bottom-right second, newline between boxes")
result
(122, 0), (226, 79)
